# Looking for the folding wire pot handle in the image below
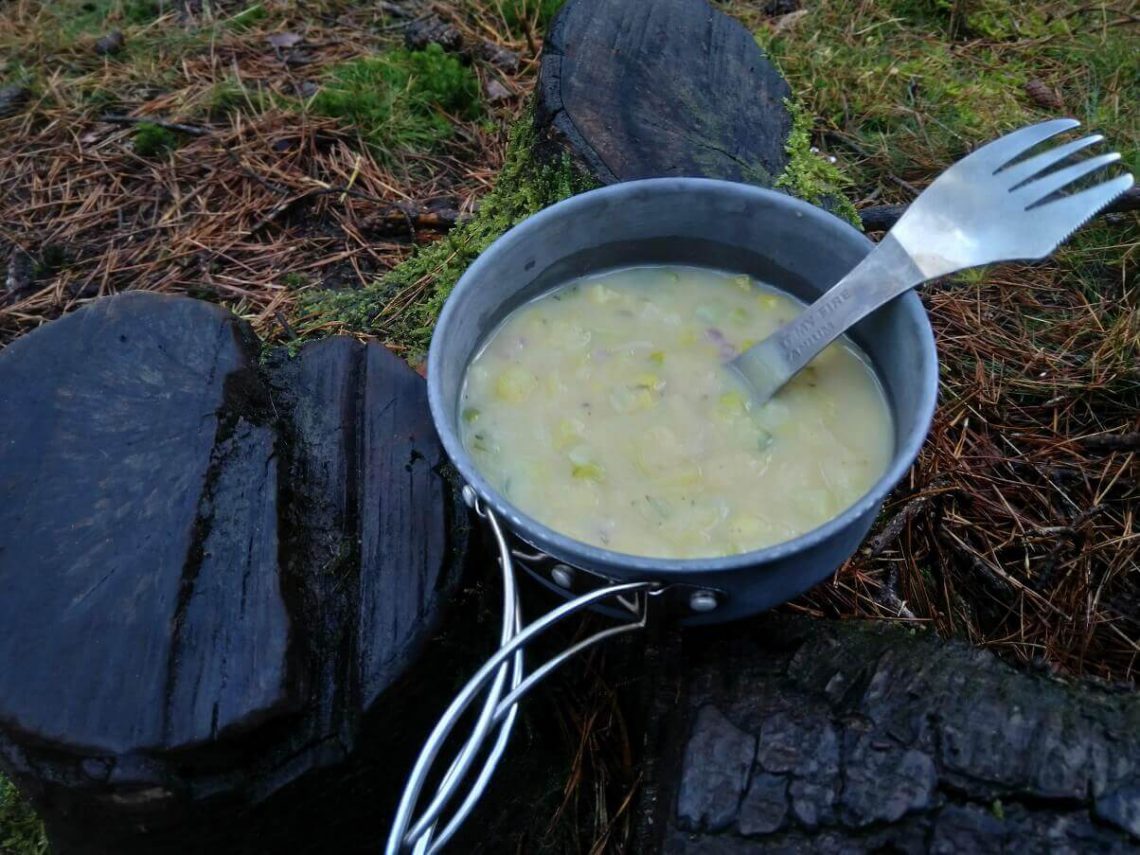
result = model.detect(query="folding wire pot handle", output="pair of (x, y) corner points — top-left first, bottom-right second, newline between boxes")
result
(385, 486), (658, 854)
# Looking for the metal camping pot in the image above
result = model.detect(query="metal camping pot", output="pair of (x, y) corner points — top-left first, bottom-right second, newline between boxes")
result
(388, 178), (939, 852)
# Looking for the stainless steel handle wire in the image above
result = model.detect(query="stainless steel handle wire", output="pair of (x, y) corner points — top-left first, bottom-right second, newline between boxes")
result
(387, 497), (654, 853)
(389, 497), (522, 854)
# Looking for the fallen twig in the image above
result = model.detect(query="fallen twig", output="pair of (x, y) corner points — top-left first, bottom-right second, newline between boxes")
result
(99, 114), (210, 137)
(1079, 432), (1140, 454)
(865, 491), (936, 559)
(361, 205), (461, 234)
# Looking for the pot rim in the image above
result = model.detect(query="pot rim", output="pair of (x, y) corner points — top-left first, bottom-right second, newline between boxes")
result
(427, 177), (938, 580)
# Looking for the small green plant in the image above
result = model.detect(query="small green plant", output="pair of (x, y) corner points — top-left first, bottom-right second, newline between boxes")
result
(204, 78), (246, 115)
(132, 121), (179, 157)
(122, 0), (159, 24)
(954, 266), (991, 286)
(493, 0), (565, 33)
(191, 78), (274, 120)
(755, 0), (1137, 295)
(283, 272), (309, 289)
(309, 44), (481, 159)
(33, 244), (68, 278)
(225, 3), (267, 31)
(0, 776), (47, 855)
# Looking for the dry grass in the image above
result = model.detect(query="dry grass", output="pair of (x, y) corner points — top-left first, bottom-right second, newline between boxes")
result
(0, 0), (532, 345)
(793, 265), (1138, 682)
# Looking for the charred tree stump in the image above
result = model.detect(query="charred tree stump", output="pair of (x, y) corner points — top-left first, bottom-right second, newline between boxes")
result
(536, 0), (792, 186)
(0, 293), (469, 853)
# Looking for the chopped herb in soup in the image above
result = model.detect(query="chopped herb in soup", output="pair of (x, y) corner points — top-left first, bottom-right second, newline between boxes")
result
(460, 266), (893, 559)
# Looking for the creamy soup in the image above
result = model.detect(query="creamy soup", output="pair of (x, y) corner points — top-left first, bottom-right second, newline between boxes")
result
(459, 266), (893, 559)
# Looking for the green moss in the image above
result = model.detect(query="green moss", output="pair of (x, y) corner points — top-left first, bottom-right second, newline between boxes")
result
(283, 272), (309, 289)
(308, 45), (481, 160)
(0, 776), (46, 855)
(776, 101), (861, 227)
(298, 117), (595, 356)
(132, 121), (179, 157)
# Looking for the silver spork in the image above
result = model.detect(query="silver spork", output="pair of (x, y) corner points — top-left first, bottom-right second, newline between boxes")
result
(733, 118), (1135, 404)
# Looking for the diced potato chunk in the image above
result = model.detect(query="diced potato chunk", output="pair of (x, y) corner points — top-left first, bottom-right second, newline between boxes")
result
(554, 418), (586, 450)
(495, 365), (538, 402)
(609, 384), (658, 413)
(792, 488), (836, 523)
(634, 372), (664, 391)
(550, 319), (592, 349)
(588, 283), (621, 305)
(717, 390), (748, 418)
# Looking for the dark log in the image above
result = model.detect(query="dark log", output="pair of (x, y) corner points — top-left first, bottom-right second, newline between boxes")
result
(0, 293), (469, 853)
(859, 204), (910, 233)
(634, 615), (1140, 852)
(536, 0), (792, 186)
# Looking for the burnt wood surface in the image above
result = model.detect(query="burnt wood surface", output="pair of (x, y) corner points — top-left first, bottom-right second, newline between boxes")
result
(635, 616), (1140, 852)
(536, 0), (792, 186)
(0, 293), (469, 853)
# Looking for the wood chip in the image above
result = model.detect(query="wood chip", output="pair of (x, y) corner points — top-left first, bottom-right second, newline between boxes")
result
(484, 78), (512, 103)
(772, 9), (809, 33)
(267, 32), (304, 49)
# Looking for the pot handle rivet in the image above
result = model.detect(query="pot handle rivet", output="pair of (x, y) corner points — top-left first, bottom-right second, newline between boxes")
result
(461, 484), (478, 509)
(551, 564), (575, 590)
(689, 590), (719, 613)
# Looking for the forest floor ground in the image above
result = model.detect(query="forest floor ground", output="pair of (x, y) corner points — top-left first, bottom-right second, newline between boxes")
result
(1, 0), (1136, 851)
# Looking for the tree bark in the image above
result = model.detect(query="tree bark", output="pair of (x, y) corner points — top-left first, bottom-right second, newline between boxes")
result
(535, 0), (792, 187)
(635, 615), (1140, 852)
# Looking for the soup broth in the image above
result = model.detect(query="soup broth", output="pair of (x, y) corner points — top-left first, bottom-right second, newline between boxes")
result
(459, 266), (893, 559)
